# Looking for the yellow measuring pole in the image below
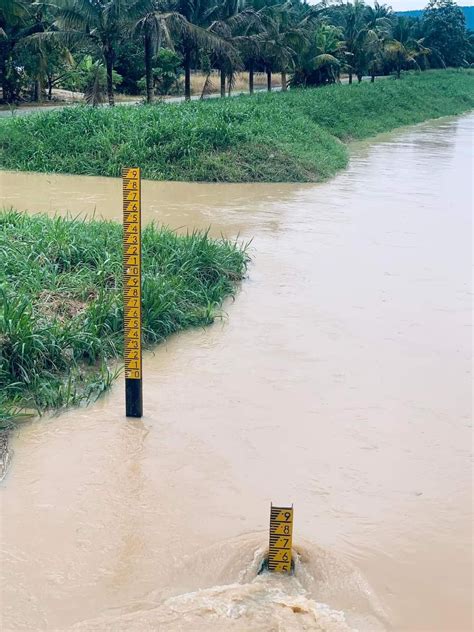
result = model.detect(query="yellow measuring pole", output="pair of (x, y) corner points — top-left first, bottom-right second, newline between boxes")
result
(122, 167), (143, 418)
(268, 504), (293, 573)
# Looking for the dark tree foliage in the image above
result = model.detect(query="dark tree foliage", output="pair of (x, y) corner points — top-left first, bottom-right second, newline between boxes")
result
(423, 0), (468, 67)
(115, 38), (146, 95)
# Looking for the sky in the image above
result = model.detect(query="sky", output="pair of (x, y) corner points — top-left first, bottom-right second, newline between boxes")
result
(307, 0), (474, 10)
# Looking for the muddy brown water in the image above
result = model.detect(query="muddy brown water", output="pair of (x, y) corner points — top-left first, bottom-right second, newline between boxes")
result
(0, 114), (472, 631)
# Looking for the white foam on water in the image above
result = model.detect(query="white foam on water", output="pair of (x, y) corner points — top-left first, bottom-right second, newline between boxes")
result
(70, 538), (386, 632)
(71, 576), (354, 631)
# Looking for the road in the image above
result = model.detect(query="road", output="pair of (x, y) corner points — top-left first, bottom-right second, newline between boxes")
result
(0, 77), (378, 118)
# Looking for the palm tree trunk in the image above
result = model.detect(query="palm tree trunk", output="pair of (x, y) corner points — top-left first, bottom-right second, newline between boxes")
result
(249, 65), (254, 94)
(105, 53), (115, 106)
(0, 44), (8, 103)
(281, 71), (287, 91)
(348, 71), (353, 84)
(266, 69), (271, 92)
(220, 69), (225, 98)
(33, 78), (43, 102)
(144, 29), (154, 104)
(200, 72), (210, 99)
(184, 49), (191, 101)
(0, 42), (16, 103)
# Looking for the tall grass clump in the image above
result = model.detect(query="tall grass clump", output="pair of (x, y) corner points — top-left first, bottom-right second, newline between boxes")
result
(0, 70), (473, 183)
(0, 211), (248, 428)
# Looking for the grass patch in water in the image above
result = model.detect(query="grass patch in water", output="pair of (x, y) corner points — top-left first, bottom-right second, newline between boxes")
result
(0, 70), (473, 183)
(0, 210), (248, 428)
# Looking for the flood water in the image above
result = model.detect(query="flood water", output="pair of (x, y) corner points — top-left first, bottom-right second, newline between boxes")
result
(0, 114), (472, 631)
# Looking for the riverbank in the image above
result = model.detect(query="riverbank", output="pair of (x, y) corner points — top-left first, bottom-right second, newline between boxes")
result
(0, 211), (248, 427)
(0, 70), (473, 182)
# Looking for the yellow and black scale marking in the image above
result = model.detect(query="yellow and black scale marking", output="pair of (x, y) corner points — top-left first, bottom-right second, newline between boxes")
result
(122, 167), (143, 418)
(268, 504), (294, 573)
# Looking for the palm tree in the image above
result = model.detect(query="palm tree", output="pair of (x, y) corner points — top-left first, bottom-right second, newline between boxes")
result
(363, 2), (392, 82)
(341, 0), (367, 83)
(366, 34), (385, 82)
(364, 1), (392, 31)
(0, 0), (46, 102)
(386, 16), (430, 78)
(2, 1), (72, 103)
(1, 0), (26, 101)
(131, 0), (189, 103)
(208, 0), (247, 97)
(44, 0), (127, 106)
(173, 0), (232, 101)
(464, 29), (474, 66)
(242, 36), (263, 94)
(231, 3), (267, 94)
(291, 23), (345, 86)
(258, 1), (310, 92)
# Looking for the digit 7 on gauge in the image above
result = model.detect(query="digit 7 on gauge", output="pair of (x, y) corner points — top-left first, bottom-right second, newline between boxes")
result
(268, 504), (294, 573)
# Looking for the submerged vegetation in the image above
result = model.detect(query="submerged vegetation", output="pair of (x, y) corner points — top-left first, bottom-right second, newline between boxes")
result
(0, 211), (248, 428)
(1, 69), (473, 182)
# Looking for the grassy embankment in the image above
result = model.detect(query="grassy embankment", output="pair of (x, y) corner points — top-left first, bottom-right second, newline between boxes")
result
(0, 212), (248, 427)
(0, 70), (473, 182)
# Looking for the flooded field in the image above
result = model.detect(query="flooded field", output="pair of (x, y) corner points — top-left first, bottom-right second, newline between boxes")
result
(0, 114), (472, 631)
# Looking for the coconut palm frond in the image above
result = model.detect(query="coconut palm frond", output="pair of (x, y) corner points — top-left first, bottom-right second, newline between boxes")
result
(29, 27), (94, 50)
(133, 12), (177, 50)
(54, 7), (91, 30)
(0, 0), (30, 22)
(200, 72), (214, 99)
(84, 61), (105, 106)
(224, 8), (262, 34)
(55, 0), (100, 27)
(180, 21), (233, 58)
(312, 52), (341, 68)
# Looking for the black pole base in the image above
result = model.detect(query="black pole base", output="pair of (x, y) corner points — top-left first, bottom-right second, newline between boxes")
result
(125, 378), (143, 418)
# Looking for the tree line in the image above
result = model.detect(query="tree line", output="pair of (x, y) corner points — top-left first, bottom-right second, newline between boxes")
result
(1, 0), (472, 106)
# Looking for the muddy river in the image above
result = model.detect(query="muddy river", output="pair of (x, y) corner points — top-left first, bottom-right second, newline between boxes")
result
(0, 114), (472, 631)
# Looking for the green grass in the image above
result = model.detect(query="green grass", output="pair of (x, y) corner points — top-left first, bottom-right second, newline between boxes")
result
(0, 211), (248, 428)
(0, 70), (473, 182)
